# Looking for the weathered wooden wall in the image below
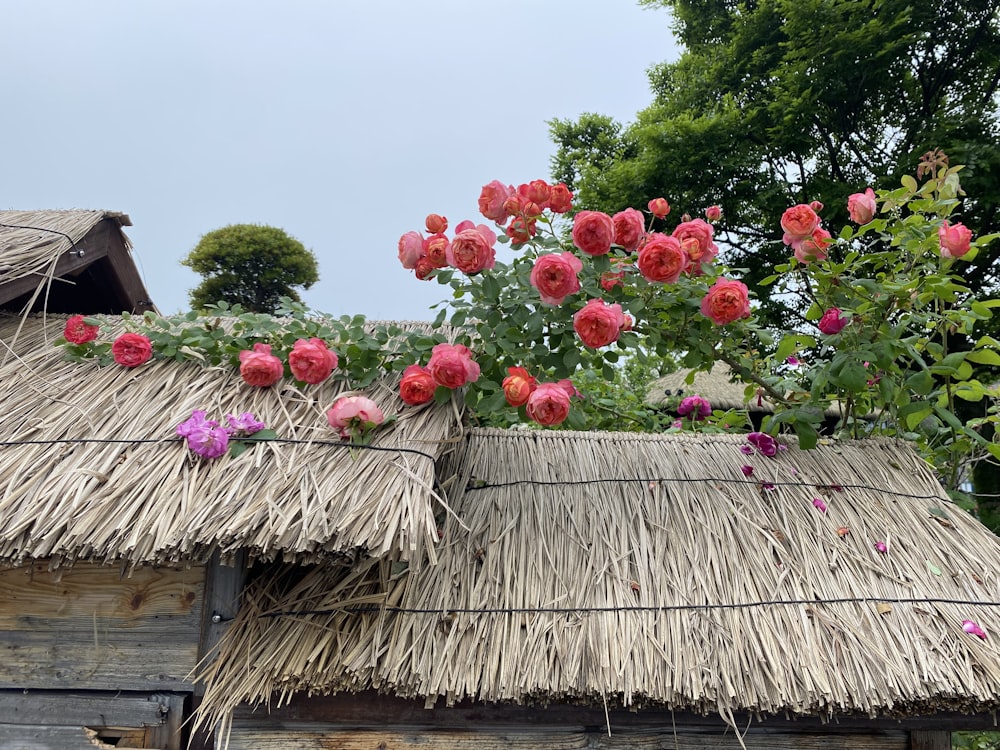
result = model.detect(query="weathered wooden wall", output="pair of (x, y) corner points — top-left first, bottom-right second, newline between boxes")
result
(0, 562), (204, 691)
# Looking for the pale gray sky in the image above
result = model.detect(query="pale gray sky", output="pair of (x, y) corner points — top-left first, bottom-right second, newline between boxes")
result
(3, 1), (679, 320)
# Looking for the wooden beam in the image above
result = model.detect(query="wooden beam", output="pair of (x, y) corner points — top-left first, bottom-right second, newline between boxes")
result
(0, 724), (118, 749)
(196, 551), (247, 695)
(910, 731), (951, 750)
(0, 689), (164, 726)
(102, 225), (156, 313)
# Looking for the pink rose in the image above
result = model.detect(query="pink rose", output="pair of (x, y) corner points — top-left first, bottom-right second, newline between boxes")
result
(399, 364), (436, 406)
(424, 213), (448, 234)
(847, 188), (877, 224)
(793, 227), (833, 263)
(530, 252), (583, 305)
(326, 395), (385, 441)
(63, 314), (99, 345)
(427, 343), (480, 389)
(573, 298), (626, 349)
(705, 205), (722, 222)
(548, 183), (573, 213)
(939, 221), (972, 259)
(672, 219), (718, 273)
(502, 366), (537, 407)
(612, 208), (645, 251)
(780, 204), (821, 245)
(112, 333), (153, 368)
(478, 180), (514, 223)
(423, 233), (450, 268)
(677, 395), (711, 420)
(288, 338), (338, 384)
(647, 197), (670, 219)
(446, 225), (496, 274)
(526, 381), (573, 426)
(817, 308), (849, 335)
(397, 230), (425, 269)
(637, 233), (686, 283)
(701, 278), (751, 325)
(239, 342), (284, 386)
(571, 210), (615, 256)
(524, 179), (551, 208)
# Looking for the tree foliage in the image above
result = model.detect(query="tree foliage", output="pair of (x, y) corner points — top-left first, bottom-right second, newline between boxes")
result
(182, 224), (319, 313)
(549, 0), (1000, 329)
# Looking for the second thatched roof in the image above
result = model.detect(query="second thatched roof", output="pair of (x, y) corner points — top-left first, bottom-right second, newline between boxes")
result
(197, 428), (1000, 729)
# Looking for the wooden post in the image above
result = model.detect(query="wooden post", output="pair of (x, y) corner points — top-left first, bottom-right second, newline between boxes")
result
(911, 731), (950, 750)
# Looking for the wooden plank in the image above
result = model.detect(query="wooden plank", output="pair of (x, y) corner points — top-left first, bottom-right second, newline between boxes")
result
(144, 693), (187, 750)
(236, 691), (1000, 732)
(0, 689), (164, 725)
(910, 731), (951, 750)
(101, 227), (156, 313)
(0, 563), (205, 691)
(197, 552), (246, 689)
(0, 723), (117, 749)
(225, 725), (908, 750)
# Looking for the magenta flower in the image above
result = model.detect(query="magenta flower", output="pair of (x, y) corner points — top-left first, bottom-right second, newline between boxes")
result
(812, 497), (827, 513)
(740, 465), (755, 477)
(226, 412), (266, 435)
(747, 432), (779, 457)
(677, 395), (712, 420)
(874, 541), (888, 554)
(762, 482), (776, 491)
(962, 619), (987, 639)
(177, 410), (229, 459)
(739, 445), (754, 456)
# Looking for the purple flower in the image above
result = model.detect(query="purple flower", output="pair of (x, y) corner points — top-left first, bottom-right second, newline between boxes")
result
(226, 412), (266, 435)
(812, 497), (827, 513)
(177, 410), (229, 459)
(740, 465), (755, 477)
(786, 356), (803, 366)
(677, 394), (712, 420)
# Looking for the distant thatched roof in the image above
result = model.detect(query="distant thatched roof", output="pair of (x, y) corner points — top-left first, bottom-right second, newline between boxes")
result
(647, 361), (773, 411)
(0, 314), (463, 566)
(198, 428), (1000, 728)
(0, 210), (153, 314)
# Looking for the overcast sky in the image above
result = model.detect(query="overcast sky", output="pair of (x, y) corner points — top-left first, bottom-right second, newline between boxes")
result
(3, 1), (679, 321)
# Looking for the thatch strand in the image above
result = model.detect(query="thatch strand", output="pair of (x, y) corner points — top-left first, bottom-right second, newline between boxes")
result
(0, 315), (463, 566)
(199, 429), (1000, 731)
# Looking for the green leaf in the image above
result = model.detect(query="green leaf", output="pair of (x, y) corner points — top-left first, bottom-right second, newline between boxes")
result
(229, 441), (248, 459)
(966, 349), (1000, 366)
(905, 370), (935, 395)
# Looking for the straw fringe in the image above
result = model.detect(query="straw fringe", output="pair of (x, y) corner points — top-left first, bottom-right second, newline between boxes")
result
(0, 314), (463, 566)
(198, 429), (1000, 729)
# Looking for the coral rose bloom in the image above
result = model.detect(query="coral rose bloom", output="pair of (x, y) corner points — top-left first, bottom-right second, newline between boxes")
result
(793, 227), (833, 264)
(847, 188), (877, 224)
(780, 204), (821, 245)
(701, 278), (751, 325)
(288, 338), (338, 384)
(647, 197), (670, 219)
(502, 366), (537, 407)
(673, 219), (718, 273)
(571, 210), (615, 256)
(63, 314), (99, 345)
(239, 342), (284, 386)
(547, 183), (573, 213)
(447, 226), (496, 274)
(478, 180), (514, 223)
(530, 252), (583, 305)
(573, 298), (626, 349)
(399, 364), (436, 406)
(637, 234), (686, 283)
(112, 333), (153, 368)
(612, 207), (645, 251)
(424, 213), (448, 234)
(427, 343), (480, 389)
(939, 221), (972, 259)
(526, 382), (573, 426)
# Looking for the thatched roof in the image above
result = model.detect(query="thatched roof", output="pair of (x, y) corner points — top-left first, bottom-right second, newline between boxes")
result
(0, 210), (154, 314)
(0, 314), (463, 566)
(647, 361), (773, 411)
(198, 428), (1000, 728)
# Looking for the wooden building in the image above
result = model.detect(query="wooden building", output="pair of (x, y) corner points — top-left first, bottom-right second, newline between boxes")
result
(0, 219), (999, 748)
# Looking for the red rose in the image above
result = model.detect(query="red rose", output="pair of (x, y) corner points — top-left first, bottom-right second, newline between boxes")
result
(612, 208), (645, 251)
(573, 298), (626, 349)
(414, 256), (436, 280)
(239, 343), (283, 386)
(112, 333), (152, 367)
(817, 308), (849, 335)
(523, 179), (551, 207)
(637, 234), (686, 283)
(547, 183), (573, 213)
(530, 252), (583, 305)
(63, 314), (99, 345)
(446, 226), (496, 275)
(423, 233), (450, 268)
(700, 278), (751, 325)
(288, 338), (338, 384)
(424, 213), (448, 234)
(399, 364), (436, 405)
(506, 216), (537, 245)
(571, 210), (615, 256)
(502, 366), (537, 407)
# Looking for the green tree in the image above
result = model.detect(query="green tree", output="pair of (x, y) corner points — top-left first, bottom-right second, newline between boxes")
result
(182, 224), (319, 313)
(549, 0), (1000, 330)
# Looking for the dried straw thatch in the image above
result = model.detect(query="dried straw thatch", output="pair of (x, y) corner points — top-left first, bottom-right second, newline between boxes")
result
(0, 314), (463, 566)
(646, 362), (772, 411)
(0, 210), (131, 283)
(198, 428), (1000, 729)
